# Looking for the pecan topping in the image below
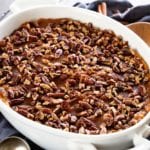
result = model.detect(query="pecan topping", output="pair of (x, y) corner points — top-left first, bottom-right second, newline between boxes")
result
(0, 18), (149, 135)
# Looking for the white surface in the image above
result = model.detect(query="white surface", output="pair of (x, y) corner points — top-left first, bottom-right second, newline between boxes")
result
(10, 0), (60, 12)
(0, 0), (13, 14)
(0, 6), (150, 150)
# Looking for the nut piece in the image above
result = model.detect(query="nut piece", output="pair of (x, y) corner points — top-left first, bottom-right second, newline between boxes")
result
(103, 113), (114, 127)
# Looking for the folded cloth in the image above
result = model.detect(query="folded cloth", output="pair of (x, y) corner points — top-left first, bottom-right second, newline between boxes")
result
(74, 0), (150, 23)
(0, 114), (17, 140)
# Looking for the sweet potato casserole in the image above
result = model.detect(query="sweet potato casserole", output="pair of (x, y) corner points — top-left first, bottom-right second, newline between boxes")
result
(0, 18), (149, 134)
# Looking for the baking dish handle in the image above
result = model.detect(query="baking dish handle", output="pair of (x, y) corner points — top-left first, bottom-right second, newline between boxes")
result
(129, 124), (150, 150)
(67, 140), (97, 150)
(67, 124), (150, 150)
(10, 0), (64, 13)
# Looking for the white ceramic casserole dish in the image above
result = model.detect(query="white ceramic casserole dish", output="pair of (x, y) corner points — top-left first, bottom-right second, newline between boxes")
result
(0, 6), (150, 150)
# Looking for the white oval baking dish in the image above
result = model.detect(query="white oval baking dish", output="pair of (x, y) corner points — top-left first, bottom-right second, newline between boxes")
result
(0, 6), (150, 150)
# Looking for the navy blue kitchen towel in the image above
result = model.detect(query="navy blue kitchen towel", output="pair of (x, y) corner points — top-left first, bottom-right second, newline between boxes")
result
(74, 0), (150, 23)
(0, 114), (17, 140)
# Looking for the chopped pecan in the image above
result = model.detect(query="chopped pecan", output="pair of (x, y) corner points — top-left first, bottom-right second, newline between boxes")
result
(47, 92), (65, 98)
(9, 97), (24, 106)
(0, 40), (6, 47)
(102, 113), (114, 127)
(41, 96), (63, 104)
(55, 49), (63, 58)
(138, 85), (146, 96)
